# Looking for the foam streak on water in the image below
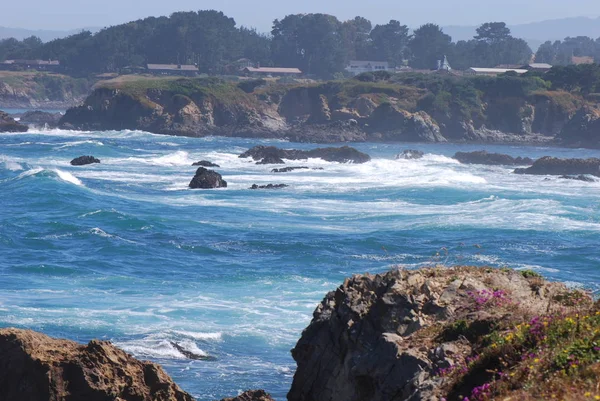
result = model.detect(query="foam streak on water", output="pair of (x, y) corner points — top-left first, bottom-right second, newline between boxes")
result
(1, 128), (600, 400)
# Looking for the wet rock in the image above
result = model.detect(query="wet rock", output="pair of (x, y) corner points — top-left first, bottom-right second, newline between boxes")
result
(192, 160), (220, 167)
(19, 110), (62, 127)
(271, 166), (309, 173)
(0, 328), (194, 401)
(514, 156), (600, 177)
(250, 184), (288, 189)
(70, 155), (100, 166)
(396, 149), (425, 160)
(559, 174), (597, 182)
(169, 341), (216, 361)
(220, 390), (276, 401)
(240, 145), (370, 164)
(256, 156), (285, 165)
(454, 150), (533, 165)
(189, 167), (227, 189)
(0, 110), (28, 133)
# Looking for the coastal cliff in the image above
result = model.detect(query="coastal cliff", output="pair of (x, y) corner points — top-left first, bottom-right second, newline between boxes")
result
(58, 74), (600, 147)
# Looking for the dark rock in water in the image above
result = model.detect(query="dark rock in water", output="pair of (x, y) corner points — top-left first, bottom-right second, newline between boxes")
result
(19, 110), (62, 127)
(257, 155), (285, 165)
(0, 328), (194, 401)
(0, 110), (28, 133)
(240, 145), (370, 164)
(220, 390), (275, 401)
(250, 184), (288, 189)
(454, 150), (533, 165)
(287, 267), (587, 401)
(70, 155), (100, 166)
(271, 166), (310, 173)
(192, 160), (220, 168)
(514, 156), (600, 176)
(396, 149), (424, 160)
(559, 174), (597, 182)
(169, 341), (216, 361)
(189, 167), (227, 189)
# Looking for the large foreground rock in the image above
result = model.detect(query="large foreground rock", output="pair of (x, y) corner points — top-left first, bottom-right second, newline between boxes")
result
(0, 328), (194, 401)
(514, 156), (600, 176)
(189, 167), (227, 189)
(239, 145), (371, 164)
(0, 110), (28, 132)
(288, 266), (583, 401)
(454, 150), (533, 165)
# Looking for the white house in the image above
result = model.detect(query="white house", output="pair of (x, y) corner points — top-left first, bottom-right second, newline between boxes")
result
(466, 67), (528, 76)
(345, 61), (391, 76)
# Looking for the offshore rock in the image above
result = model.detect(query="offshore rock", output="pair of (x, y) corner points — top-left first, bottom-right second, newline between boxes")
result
(192, 160), (220, 168)
(559, 174), (597, 182)
(514, 156), (600, 177)
(19, 110), (62, 127)
(453, 150), (533, 165)
(240, 145), (371, 164)
(220, 390), (276, 401)
(249, 184), (288, 189)
(70, 155), (100, 166)
(256, 155), (285, 165)
(271, 166), (310, 173)
(288, 266), (578, 401)
(0, 328), (194, 401)
(0, 110), (28, 132)
(396, 150), (424, 160)
(189, 167), (227, 189)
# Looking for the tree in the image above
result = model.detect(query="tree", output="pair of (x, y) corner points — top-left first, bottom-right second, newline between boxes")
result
(341, 16), (372, 61)
(408, 24), (452, 69)
(535, 41), (556, 64)
(475, 22), (511, 43)
(369, 20), (409, 66)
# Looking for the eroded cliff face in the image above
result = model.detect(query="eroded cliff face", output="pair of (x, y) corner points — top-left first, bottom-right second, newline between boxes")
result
(59, 78), (599, 146)
(288, 266), (589, 401)
(0, 328), (194, 401)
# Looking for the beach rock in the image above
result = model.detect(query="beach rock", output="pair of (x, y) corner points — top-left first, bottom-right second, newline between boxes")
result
(396, 149), (424, 160)
(288, 266), (580, 401)
(70, 155), (100, 166)
(0, 328), (194, 401)
(19, 110), (62, 127)
(559, 174), (597, 182)
(250, 184), (288, 189)
(240, 145), (370, 164)
(220, 390), (276, 401)
(189, 167), (227, 189)
(514, 156), (600, 177)
(192, 160), (220, 168)
(454, 150), (534, 165)
(271, 166), (310, 173)
(0, 110), (28, 133)
(256, 156), (285, 165)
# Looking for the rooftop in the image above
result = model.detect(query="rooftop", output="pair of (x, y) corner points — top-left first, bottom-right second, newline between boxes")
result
(243, 67), (302, 74)
(147, 64), (199, 71)
(469, 67), (528, 74)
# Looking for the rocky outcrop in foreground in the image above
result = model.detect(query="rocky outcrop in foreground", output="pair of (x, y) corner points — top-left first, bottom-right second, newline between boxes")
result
(0, 110), (28, 133)
(189, 167), (227, 189)
(514, 156), (600, 176)
(454, 150), (533, 165)
(0, 328), (194, 401)
(70, 155), (100, 166)
(220, 390), (275, 401)
(239, 145), (371, 164)
(288, 266), (591, 401)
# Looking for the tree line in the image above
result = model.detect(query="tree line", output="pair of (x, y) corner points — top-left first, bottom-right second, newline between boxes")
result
(0, 10), (598, 78)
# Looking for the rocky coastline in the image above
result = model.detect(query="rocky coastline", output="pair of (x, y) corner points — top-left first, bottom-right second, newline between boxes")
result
(1, 266), (597, 401)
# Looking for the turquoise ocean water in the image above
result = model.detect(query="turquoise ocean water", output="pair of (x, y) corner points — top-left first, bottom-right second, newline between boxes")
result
(1, 127), (600, 399)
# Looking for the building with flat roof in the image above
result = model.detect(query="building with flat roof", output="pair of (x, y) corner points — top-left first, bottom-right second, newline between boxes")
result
(345, 61), (391, 76)
(241, 67), (302, 76)
(147, 64), (199, 76)
(522, 63), (553, 72)
(0, 59), (61, 72)
(466, 67), (528, 76)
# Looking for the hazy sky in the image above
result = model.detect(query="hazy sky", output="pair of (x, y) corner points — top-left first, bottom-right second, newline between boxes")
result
(2, 0), (600, 32)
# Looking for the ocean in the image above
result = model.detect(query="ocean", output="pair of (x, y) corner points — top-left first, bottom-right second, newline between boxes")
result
(1, 127), (599, 400)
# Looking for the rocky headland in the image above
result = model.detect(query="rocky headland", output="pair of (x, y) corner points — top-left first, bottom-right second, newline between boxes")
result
(0, 110), (28, 132)
(56, 75), (600, 148)
(1, 267), (597, 401)
(514, 156), (600, 176)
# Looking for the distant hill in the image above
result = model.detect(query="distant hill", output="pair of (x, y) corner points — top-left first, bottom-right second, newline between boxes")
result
(444, 16), (600, 51)
(0, 26), (100, 42)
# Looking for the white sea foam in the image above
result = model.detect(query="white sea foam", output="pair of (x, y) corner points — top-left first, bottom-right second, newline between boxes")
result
(2, 160), (23, 171)
(54, 169), (83, 186)
(55, 140), (104, 149)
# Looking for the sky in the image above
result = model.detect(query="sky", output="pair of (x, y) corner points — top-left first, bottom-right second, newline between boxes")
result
(1, 0), (600, 32)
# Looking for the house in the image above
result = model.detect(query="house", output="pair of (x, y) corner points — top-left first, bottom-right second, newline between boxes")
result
(241, 67), (302, 77)
(466, 67), (528, 76)
(345, 61), (391, 76)
(0, 59), (61, 72)
(147, 64), (199, 76)
(521, 63), (553, 72)
(437, 55), (452, 71)
(571, 56), (594, 65)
